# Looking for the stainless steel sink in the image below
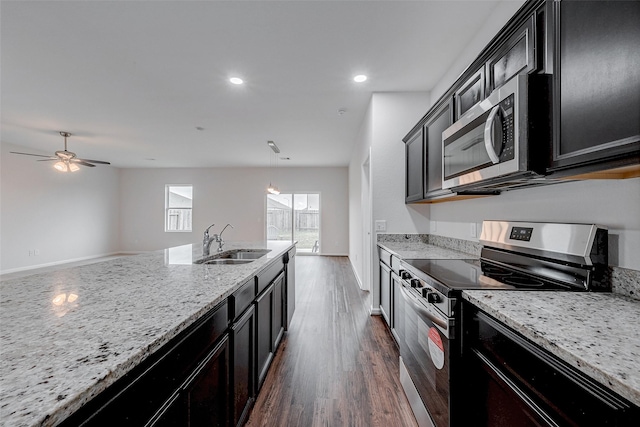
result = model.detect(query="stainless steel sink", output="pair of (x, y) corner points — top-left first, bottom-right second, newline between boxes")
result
(201, 258), (254, 265)
(194, 249), (271, 264)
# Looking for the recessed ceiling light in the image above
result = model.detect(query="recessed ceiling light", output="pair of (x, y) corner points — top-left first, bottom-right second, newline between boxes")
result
(229, 77), (244, 85)
(353, 74), (367, 83)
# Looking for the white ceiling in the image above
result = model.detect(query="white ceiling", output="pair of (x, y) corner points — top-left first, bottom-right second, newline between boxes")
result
(1, 0), (514, 168)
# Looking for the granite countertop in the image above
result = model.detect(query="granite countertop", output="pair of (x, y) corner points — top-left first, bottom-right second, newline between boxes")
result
(0, 240), (295, 427)
(462, 290), (640, 407)
(377, 241), (477, 260)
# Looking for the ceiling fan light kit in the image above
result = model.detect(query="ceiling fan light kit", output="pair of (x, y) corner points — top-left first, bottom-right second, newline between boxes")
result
(10, 131), (111, 173)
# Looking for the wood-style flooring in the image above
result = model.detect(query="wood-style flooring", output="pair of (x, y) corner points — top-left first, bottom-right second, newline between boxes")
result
(246, 256), (418, 427)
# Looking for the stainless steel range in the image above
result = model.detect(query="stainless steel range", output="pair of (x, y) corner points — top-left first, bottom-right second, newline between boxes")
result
(395, 221), (609, 427)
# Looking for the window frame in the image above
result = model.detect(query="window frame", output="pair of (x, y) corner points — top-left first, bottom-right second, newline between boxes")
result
(165, 184), (193, 233)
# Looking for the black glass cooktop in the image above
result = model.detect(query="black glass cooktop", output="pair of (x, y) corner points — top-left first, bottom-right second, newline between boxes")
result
(401, 258), (570, 296)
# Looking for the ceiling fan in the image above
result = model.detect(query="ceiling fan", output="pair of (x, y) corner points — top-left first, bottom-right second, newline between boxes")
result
(10, 132), (111, 172)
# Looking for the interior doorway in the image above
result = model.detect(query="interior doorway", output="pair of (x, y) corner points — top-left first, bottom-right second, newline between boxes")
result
(267, 193), (320, 253)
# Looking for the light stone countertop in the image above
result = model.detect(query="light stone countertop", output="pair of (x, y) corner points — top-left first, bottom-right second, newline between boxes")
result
(0, 241), (295, 427)
(377, 241), (477, 260)
(462, 290), (640, 407)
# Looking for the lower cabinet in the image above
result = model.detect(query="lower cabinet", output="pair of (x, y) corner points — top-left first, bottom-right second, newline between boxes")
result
(255, 271), (286, 391)
(149, 335), (231, 427)
(379, 261), (391, 327)
(231, 306), (255, 427)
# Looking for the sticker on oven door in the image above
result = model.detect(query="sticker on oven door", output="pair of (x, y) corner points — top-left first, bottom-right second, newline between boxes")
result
(428, 327), (445, 370)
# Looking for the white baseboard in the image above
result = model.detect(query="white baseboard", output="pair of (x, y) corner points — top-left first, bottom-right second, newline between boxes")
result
(370, 307), (381, 316)
(297, 252), (349, 257)
(348, 257), (366, 290)
(0, 252), (133, 275)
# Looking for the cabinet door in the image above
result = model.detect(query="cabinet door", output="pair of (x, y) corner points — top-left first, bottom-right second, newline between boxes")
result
(390, 272), (402, 345)
(379, 262), (391, 327)
(455, 68), (485, 119)
(231, 306), (255, 427)
(272, 273), (285, 351)
(550, 1), (640, 173)
(424, 97), (454, 199)
(486, 15), (537, 95)
(255, 283), (274, 390)
(150, 335), (231, 427)
(404, 126), (425, 203)
(285, 253), (296, 330)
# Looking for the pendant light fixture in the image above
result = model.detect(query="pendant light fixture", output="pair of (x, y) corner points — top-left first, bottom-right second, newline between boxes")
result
(267, 140), (281, 195)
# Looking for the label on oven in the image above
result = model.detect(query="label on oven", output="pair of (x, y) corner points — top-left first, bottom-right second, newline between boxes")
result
(428, 327), (445, 370)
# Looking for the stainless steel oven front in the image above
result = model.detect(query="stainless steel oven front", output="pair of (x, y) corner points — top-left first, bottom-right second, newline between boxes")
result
(396, 274), (454, 427)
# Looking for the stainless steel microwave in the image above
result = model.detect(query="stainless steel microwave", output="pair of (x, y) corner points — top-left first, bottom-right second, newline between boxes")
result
(441, 74), (551, 191)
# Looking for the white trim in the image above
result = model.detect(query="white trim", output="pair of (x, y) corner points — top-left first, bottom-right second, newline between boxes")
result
(0, 252), (130, 275)
(370, 307), (382, 316)
(349, 256), (364, 290)
(298, 252), (348, 257)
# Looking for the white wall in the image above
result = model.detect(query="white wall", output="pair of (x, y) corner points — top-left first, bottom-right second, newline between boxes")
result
(348, 92), (431, 306)
(119, 167), (348, 254)
(1, 141), (120, 273)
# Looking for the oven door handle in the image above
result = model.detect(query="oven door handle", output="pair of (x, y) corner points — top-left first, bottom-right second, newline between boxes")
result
(399, 284), (449, 336)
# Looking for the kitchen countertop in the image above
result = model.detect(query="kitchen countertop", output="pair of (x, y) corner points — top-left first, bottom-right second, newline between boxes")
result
(0, 240), (295, 427)
(377, 241), (477, 260)
(462, 291), (640, 407)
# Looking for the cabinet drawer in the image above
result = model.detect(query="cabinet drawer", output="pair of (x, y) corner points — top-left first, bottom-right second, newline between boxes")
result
(378, 247), (392, 267)
(230, 278), (256, 321)
(256, 257), (284, 295)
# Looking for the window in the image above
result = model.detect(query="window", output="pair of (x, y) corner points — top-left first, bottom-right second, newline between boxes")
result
(267, 193), (320, 253)
(165, 185), (192, 232)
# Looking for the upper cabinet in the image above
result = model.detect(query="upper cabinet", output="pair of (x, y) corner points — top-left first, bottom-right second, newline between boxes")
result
(404, 124), (425, 203)
(403, 0), (640, 204)
(423, 97), (454, 199)
(485, 15), (538, 95)
(548, 0), (640, 176)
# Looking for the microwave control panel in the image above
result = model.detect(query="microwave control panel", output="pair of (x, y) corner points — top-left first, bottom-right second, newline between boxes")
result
(498, 94), (515, 161)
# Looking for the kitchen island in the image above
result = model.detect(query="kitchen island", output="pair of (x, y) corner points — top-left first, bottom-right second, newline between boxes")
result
(0, 240), (295, 427)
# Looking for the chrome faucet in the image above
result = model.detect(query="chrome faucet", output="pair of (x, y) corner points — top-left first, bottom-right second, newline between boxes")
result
(203, 223), (216, 257)
(216, 223), (234, 252)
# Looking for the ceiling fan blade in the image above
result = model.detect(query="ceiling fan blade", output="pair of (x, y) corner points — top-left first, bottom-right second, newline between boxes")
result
(72, 160), (96, 167)
(10, 151), (54, 158)
(74, 158), (111, 165)
(37, 159), (58, 162)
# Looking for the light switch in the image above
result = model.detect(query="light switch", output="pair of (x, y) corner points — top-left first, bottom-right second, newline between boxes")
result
(375, 220), (387, 232)
(470, 223), (477, 238)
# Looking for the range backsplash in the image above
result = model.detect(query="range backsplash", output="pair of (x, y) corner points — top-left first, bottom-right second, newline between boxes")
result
(377, 233), (640, 302)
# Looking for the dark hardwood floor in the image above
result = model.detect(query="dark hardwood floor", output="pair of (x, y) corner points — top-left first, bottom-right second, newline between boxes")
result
(246, 256), (418, 427)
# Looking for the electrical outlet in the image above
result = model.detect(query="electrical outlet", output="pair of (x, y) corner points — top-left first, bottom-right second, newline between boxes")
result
(430, 221), (437, 233)
(470, 223), (477, 238)
(28, 249), (33, 256)
(34, 249), (40, 256)
(375, 220), (387, 232)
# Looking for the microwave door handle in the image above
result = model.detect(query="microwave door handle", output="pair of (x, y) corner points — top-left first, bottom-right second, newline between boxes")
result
(483, 105), (501, 164)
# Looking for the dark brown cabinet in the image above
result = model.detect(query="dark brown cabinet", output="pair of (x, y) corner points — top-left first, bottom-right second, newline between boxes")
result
(549, 0), (640, 175)
(150, 335), (231, 427)
(404, 125), (424, 203)
(485, 15), (537, 95)
(255, 283), (274, 391)
(455, 69), (485, 119)
(231, 305), (255, 427)
(424, 97), (454, 199)
(272, 272), (285, 351)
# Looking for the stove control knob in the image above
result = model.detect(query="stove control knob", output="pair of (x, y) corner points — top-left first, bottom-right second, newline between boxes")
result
(410, 278), (421, 288)
(401, 271), (412, 280)
(426, 292), (441, 304)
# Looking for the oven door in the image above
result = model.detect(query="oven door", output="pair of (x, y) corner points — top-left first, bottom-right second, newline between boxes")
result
(442, 76), (519, 190)
(398, 281), (452, 427)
